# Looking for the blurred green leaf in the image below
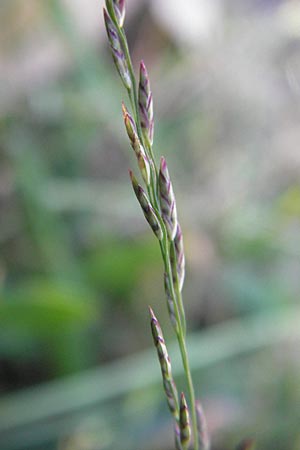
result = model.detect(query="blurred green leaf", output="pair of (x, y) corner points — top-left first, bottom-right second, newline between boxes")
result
(84, 237), (160, 300)
(0, 278), (97, 335)
(277, 185), (300, 217)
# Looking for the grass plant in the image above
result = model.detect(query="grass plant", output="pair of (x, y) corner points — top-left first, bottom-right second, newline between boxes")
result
(103, 2), (255, 449)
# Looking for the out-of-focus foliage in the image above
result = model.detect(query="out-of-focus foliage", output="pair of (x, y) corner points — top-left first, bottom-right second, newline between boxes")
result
(0, 1), (300, 449)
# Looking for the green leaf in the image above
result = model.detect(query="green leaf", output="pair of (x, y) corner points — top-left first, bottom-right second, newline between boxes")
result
(0, 278), (97, 336)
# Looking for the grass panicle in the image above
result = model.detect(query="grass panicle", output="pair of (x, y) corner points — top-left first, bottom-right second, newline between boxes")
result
(104, 2), (201, 448)
(102, 3), (264, 450)
(103, 2), (258, 448)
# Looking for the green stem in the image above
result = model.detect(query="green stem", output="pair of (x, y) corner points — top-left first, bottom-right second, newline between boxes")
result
(159, 238), (182, 334)
(160, 238), (198, 450)
(114, 16), (199, 450)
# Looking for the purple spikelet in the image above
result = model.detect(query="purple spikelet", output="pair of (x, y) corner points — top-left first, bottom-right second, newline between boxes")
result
(138, 61), (154, 146)
(164, 272), (177, 329)
(113, 0), (125, 26)
(103, 8), (131, 90)
(159, 157), (178, 240)
(122, 103), (150, 185)
(196, 400), (210, 450)
(130, 171), (163, 240)
(171, 223), (185, 292)
(179, 392), (191, 449)
(105, 0), (125, 27)
(149, 307), (179, 418)
(175, 423), (183, 450)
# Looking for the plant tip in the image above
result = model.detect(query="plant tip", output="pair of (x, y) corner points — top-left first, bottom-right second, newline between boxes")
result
(121, 101), (127, 115)
(103, 7), (109, 21)
(160, 156), (167, 169)
(148, 305), (155, 317)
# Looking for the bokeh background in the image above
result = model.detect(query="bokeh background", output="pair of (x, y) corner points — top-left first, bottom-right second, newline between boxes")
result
(1, 0), (300, 449)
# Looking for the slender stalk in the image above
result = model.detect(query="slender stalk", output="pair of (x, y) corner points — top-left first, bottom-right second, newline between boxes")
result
(160, 237), (198, 450)
(104, 4), (199, 448)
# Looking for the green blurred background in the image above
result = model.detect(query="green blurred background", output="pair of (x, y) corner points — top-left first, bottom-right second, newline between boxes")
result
(1, 0), (300, 449)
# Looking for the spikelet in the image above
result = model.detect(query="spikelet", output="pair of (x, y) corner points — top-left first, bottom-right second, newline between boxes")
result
(122, 103), (150, 185)
(149, 307), (179, 419)
(105, 0), (125, 27)
(179, 392), (191, 449)
(164, 272), (177, 330)
(138, 61), (154, 146)
(159, 157), (178, 240)
(114, 0), (126, 26)
(196, 400), (210, 450)
(171, 223), (185, 292)
(103, 8), (131, 90)
(130, 171), (163, 240)
(175, 423), (183, 450)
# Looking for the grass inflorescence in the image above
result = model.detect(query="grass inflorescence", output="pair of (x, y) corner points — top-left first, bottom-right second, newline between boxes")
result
(103, 1), (207, 448)
(103, 2), (255, 449)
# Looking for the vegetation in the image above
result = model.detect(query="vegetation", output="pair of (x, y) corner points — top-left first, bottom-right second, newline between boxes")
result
(0, 1), (300, 449)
